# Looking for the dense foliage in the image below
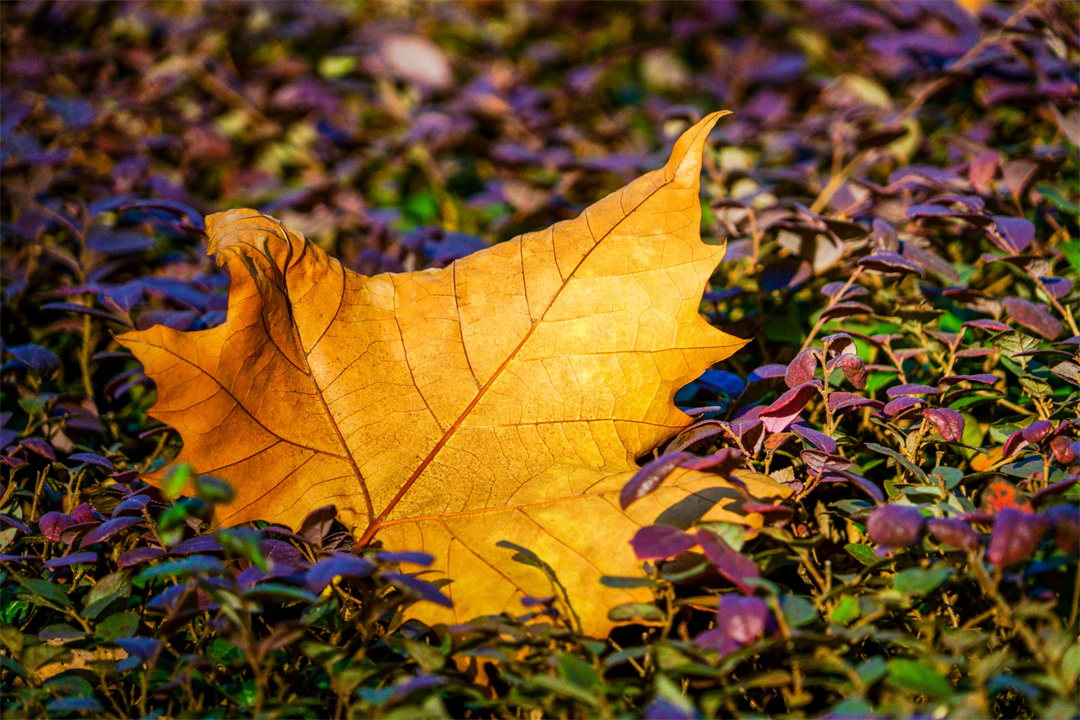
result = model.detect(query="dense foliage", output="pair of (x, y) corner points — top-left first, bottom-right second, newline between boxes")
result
(1, 2), (1078, 718)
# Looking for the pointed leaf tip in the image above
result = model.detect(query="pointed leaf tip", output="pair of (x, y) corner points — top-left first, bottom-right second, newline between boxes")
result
(667, 110), (731, 187)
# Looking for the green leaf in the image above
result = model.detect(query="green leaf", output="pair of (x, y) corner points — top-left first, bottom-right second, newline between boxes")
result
(1062, 640), (1080, 688)
(528, 674), (601, 707)
(242, 583), (319, 605)
(96, 611), (139, 641)
(887, 659), (955, 700)
(830, 595), (860, 625)
(136, 556), (225, 583)
(893, 566), (952, 596)
(162, 464), (193, 500)
(557, 652), (601, 692)
(779, 594), (818, 628)
(930, 466), (963, 489)
(856, 656), (888, 685)
(599, 575), (656, 589)
(845, 543), (878, 566)
(15, 576), (72, 610)
(607, 602), (665, 623)
(83, 570), (132, 619)
(404, 637), (445, 673)
(865, 442), (929, 483)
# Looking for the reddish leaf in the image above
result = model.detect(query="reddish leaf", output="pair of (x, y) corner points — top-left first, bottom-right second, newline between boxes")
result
(828, 393), (883, 413)
(1003, 297), (1063, 340)
(923, 408), (965, 442)
(630, 525), (699, 561)
(828, 353), (867, 389)
(884, 396), (925, 417)
(986, 508), (1048, 567)
(716, 594), (770, 644)
(620, 452), (697, 510)
(784, 350), (818, 388)
(1020, 420), (1053, 444)
(926, 518), (982, 552)
(695, 530), (759, 593)
(1041, 505), (1079, 556)
(790, 423), (837, 454)
(866, 505), (925, 549)
(886, 384), (940, 398)
(79, 517), (144, 548)
(760, 381), (820, 433)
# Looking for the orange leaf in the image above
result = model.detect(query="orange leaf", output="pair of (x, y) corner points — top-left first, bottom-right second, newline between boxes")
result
(119, 112), (790, 634)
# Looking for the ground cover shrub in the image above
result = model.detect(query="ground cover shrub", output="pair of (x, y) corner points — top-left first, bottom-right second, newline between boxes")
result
(1, 1), (1077, 717)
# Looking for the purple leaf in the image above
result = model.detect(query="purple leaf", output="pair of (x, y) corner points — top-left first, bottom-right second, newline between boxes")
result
(384, 572), (453, 608)
(262, 539), (309, 569)
(800, 450), (851, 478)
(866, 505), (925, 549)
(111, 495), (151, 517)
(923, 408), (965, 442)
(790, 423), (837, 454)
(1021, 420), (1053, 444)
(1041, 505), (1079, 556)
(858, 249), (924, 276)
(80, 517), (144, 548)
(375, 551), (434, 566)
(68, 452), (114, 470)
(666, 421), (726, 453)
(986, 508), (1048, 567)
(828, 392), (882, 413)
(0, 515), (31, 534)
(679, 447), (746, 476)
(939, 373), (996, 386)
(726, 419), (765, 456)
(1039, 276), (1072, 300)
(117, 547), (166, 568)
(760, 381), (820, 433)
(116, 636), (163, 663)
(1003, 297), (1063, 340)
(1049, 437), (1077, 464)
(821, 301), (873, 321)
(39, 512), (76, 543)
(963, 319), (1010, 332)
(821, 282), (868, 301)
(784, 350), (818, 388)
(887, 384), (941, 398)
(299, 505), (338, 546)
(694, 627), (740, 654)
(991, 216), (1034, 254)
(20, 438), (55, 461)
(631, 525), (699, 561)
(828, 353), (867, 389)
(926, 518), (982, 552)
(716, 594), (770, 644)
(1003, 429), (1028, 458)
(747, 364), (787, 383)
(169, 535), (223, 555)
(305, 555), (377, 593)
(620, 452), (697, 509)
(44, 551), (98, 569)
(884, 396), (925, 417)
(5, 345), (59, 374)
(695, 530), (759, 594)
(822, 333), (856, 358)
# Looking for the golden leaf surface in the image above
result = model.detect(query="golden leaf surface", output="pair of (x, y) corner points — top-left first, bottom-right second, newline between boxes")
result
(119, 112), (791, 634)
